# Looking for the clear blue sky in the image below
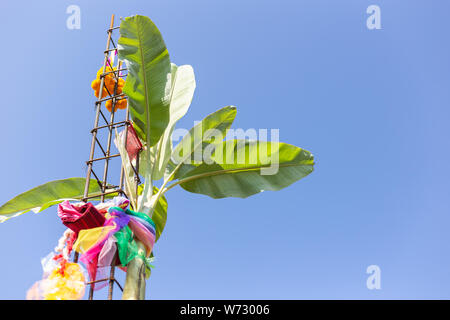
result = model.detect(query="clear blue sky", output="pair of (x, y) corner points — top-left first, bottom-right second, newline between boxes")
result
(0, 0), (449, 299)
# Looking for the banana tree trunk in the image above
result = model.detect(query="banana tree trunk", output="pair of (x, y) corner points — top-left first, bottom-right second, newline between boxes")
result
(122, 240), (147, 300)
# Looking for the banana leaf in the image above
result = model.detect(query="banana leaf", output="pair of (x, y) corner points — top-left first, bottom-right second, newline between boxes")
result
(165, 105), (237, 181)
(150, 63), (196, 181)
(118, 15), (173, 213)
(118, 15), (172, 147)
(0, 178), (111, 222)
(172, 140), (314, 198)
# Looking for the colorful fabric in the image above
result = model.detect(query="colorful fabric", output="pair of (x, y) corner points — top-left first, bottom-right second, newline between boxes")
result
(131, 215), (156, 236)
(27, 246), (86, 300)
(73, 207), (130, 286)
(57, 197), (157, 290)
(27, 263), (86, 300)
(98, 236), (117, 268)
(58, 201), (106, 234)
(126, 124), (143, 161)
(128, 219), (155, 256)
(109, 207), (156, 257)
(126, 208), (156, 229)
(95, 196), (129, 214)
(42, 263), (86, 300)
(114, 225), (138, 267)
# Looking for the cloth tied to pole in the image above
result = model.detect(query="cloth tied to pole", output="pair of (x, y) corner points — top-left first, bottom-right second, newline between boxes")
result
(60, 197), (157, 290)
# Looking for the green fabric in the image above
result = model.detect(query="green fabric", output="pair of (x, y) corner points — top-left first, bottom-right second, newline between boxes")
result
(126, 208), (156, 229)
(114, 222), (154, 272)
(115, 226), (139, 267)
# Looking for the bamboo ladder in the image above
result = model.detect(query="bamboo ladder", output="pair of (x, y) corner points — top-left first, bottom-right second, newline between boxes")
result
(73, 14), (140, 300)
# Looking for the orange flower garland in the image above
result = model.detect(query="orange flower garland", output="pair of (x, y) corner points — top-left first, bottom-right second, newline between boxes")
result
(91, 65), (127, 112)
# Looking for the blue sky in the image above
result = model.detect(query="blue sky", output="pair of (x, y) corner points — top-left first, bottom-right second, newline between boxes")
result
(0, 0), (449, 299)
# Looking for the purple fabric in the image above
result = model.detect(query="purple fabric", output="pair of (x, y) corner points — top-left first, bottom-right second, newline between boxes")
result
(98, 236), (117, 268)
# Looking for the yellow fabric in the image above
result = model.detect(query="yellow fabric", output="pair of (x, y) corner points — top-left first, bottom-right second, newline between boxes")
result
(72, 225), (116, 254)
(43, 263), (85, 300)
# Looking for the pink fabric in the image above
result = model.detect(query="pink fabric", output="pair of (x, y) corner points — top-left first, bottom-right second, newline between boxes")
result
(57, 201), (83, 221)
(62, 199), (155, 290)
(128, 218), (156, 257)
(94, 237), (118, 290)
(79, 209), (130, 289)
(126, 125), (143, 161)
(58, 201), (106, 234)
(98, 236), (117, 268)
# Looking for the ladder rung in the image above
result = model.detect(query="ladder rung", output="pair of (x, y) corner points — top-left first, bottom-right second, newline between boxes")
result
(99, 68), (127, 77)
(104, 48), (118, 53)
(85, 277), (123, 292)
(86, 153), (120, 164)
(107, 26), (121, 32)
(82, 188), (123, 201)
(95, 94), (126, 105)
(91, 120), (129, 133)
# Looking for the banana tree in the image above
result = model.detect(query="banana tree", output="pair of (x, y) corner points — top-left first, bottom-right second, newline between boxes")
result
(0, 15), (314, 300)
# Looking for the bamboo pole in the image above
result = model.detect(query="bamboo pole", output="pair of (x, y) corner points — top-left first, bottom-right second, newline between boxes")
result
(122, 241), (147, 300)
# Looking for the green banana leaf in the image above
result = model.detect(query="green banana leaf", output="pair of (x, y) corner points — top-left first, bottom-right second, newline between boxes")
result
(118, 15), (171, 147)
(118, 15), (173, 214)
(172, 140), (314, 199)
(151, 186), (167, 242)
(151, 63), (196, 181)
(165, 105), (237, 181)
(0, 178), (110, 222)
